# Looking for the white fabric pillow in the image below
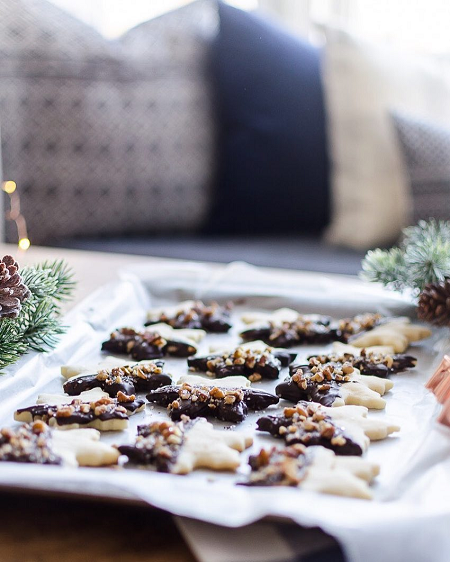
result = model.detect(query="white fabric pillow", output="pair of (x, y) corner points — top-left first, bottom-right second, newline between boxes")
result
(321, 26), (450, 249)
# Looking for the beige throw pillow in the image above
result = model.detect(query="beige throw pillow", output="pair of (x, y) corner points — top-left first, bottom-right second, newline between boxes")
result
(322, 26), (450, 249)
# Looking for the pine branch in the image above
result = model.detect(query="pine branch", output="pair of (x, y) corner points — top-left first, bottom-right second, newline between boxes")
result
(404, 238), (450, 291)
(0, 259), (76, 372)
(360, 248), (408, 290)
(361, 219), (450, 294)
(403, 218), (450, 247)
(21, 260), (75, 307)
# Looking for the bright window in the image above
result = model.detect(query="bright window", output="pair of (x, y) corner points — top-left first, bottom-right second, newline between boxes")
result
(49, 0), (257, 38)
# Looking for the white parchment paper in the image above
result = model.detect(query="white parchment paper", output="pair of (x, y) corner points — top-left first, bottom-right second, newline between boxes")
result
(0, 262), (448, 562)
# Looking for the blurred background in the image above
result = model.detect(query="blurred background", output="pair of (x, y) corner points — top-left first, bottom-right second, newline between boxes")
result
(49, 0), (450, 52)
(1, 0), (449, 273)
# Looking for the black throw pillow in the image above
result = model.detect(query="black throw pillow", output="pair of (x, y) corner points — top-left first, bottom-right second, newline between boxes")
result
(206, 1), (330, 235)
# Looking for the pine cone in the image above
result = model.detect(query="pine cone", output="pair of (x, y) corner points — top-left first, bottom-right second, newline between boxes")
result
(0, 255), (31, 319)
(418, 279), (450, 327)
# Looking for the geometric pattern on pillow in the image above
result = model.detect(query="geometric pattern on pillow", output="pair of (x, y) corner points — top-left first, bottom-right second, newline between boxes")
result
(0, 0), (218, 244)
(392, 111), (450, 224)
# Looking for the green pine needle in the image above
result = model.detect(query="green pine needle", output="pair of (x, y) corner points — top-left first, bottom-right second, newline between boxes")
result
(361, 247), (408, 290)
(361, 219), (450, 294)
(0, 259), (76, 372)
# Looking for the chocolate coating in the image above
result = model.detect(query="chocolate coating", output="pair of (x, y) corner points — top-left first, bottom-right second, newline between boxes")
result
(0, 423), (62, 465)
(15, 396), (137, 427)
(63, 361), (171, 397)
(277, 360), (356, 407)
(146, 384), (279, 423)
(244, 445), (311, 487)
(64, 374), (135, 397)
(187, 346), (293, 381)
(276, 378), (342, 407)
(353, 353), (417, 377)
(145, 301), (233, 333)
(303, 351), (417, 379)
(118, 420), (190, 472)
(257, 401), (363, 455)
(101, 328), (197, 360)
(240, 313), (382, 348)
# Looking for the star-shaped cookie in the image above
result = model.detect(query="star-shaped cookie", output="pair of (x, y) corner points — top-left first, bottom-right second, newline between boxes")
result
(276, 361), (392, 409)
(208, 341), (297, 367)
(62, 361), (172, 397)
(188, 341), (296, 382)
(146, 300), (233, 333)
(349, 318), (431, 352)
(244, 444), (379, 499)
(303, 349), (417, 378)
(257, 401), (400, 455)
(146, 383), (279, 423)
(15, 390), (145, 431)
(240, 309), (382, 347)
(118, 417), (252, 474)
(60, 356), (130, 380)
(101, 324), (205, 360)
(0, 421), (119, 467)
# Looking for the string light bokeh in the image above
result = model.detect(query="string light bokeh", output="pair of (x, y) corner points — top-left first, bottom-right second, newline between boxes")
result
(1, 180), (30, 251)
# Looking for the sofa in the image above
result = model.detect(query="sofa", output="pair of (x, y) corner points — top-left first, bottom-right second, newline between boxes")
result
(1, 0), (448, 274)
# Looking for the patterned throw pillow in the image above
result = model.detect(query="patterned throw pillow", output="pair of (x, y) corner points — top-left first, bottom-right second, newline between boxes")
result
(0, 0), (218, 244)
(392, 112), (450, 224)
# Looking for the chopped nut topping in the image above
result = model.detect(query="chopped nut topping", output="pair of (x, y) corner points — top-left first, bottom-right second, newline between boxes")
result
(96, 370), (108, 381)
(189, 344), (282, 381)
(210, 387), (225, 399)
(117, 391), (136, 403)
(331, 435), (347, 447)
(16, 395), (136, 428)
(56, 405), (75, 418)
(0, 423), (62, 465)
(284, 407), (297, 418)
(256, 401), (358, 454)
(146, 301), (232, 332)
(246, 446), (311, 487)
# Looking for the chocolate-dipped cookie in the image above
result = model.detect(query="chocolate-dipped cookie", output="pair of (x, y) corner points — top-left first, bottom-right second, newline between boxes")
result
(243, 445), (379, 499)
(15, 394), (145, 431)
(0, 421), (119, 467)
(304, 350), (417, 378)
(257, 402), (365, 455)
(240, 313), (382, 348)
(101, 327), (199, 360)
(118, 417), (252, 474)
(146, 300), (233, 333)
(188, 343), (295, 382)
(146, 383), (279, 423)
(63, 361), (171, 397)
(0, 422), (63, 465)
(277, 361), (391, 409)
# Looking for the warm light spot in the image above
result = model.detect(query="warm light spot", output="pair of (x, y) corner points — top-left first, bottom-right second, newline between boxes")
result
(2, 180), (17, 194)
(18, 238), (30, 251)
